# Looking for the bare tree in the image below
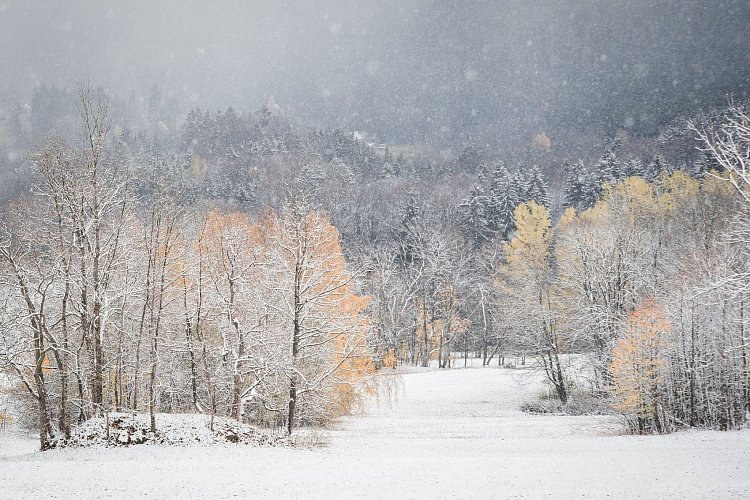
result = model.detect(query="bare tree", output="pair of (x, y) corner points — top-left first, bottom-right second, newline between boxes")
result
(690, 102), (750, 204)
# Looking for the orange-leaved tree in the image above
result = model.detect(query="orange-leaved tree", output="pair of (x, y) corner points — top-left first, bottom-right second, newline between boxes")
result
(609, 299), (672, 433)
(258, 200), (374, 434)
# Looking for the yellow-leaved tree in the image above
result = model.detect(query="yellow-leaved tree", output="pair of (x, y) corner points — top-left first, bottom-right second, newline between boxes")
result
(505, 201), (553, 280)
(555, 176), (666, 389)
(501, 201), (570, 402)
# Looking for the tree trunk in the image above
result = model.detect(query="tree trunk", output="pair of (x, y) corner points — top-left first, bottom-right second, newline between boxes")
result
(34, 327), (52, 450)
(230, 278), (243, 421)
(287, 260), (302, 435)
(183, 281), (200, 410)
(58, 275), (71, 438)
(689, 301), (697, 426)
(421, 297), (430, 368)
(740, 296), (748, 414)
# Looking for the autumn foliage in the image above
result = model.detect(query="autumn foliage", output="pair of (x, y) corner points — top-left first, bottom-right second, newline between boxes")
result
(609, 300), (672, 433)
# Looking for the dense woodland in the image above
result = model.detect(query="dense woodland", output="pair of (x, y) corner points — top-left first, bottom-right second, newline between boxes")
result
(0, 84), (748, 449)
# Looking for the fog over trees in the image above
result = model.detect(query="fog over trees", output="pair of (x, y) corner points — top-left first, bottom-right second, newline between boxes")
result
(0, 0), (749, 460)
(2, 1), (749, 148)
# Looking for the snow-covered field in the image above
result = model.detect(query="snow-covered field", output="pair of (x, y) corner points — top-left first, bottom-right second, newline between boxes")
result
(1, 362), (749, 499)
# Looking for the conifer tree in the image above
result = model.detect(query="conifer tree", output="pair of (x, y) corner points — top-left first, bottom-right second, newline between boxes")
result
(526, 165), (550, 208)
(594, 138), (622, 189)
(488, 162), (516, 238)
(181, 108), (202, 154)
(563, 159), (587, 210)
(458, 184), (491, 244)
(643, 153), (669, 181)
(512, 165), (530, 204)
(623, 157), (644, 178)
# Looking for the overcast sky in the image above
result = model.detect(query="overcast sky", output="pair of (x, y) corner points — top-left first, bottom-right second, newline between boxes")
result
(1, 0), (748, 147)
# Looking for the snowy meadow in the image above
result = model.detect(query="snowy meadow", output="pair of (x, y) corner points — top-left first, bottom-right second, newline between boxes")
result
(2, 360), (749, 499)
(1, 2), (750, 499)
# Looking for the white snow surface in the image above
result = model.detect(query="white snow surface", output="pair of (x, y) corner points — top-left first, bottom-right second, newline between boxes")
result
(1, 361), (749, 499)
(60, 412), (287, 448)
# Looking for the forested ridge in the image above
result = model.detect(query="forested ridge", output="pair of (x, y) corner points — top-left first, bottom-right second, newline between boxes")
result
(0, 85), (748, 450)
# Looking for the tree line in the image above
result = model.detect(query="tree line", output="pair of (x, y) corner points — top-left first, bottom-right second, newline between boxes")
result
(1, 85), (748, 449)
(0, 88), (375, 449)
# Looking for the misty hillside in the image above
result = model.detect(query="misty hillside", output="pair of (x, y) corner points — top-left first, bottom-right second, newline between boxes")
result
(2, 1), (749, 149)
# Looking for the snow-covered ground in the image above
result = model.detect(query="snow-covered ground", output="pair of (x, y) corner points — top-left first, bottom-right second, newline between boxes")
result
(1, 361), (748, 499)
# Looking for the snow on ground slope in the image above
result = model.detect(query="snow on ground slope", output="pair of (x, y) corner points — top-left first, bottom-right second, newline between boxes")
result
(0, 363), (748, 499)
